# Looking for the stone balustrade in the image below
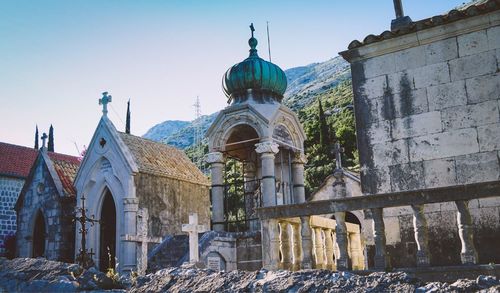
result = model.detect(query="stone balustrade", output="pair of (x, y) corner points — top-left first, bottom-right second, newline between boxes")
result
(258, 181), (500, 271)
(262, 215), (364, 271)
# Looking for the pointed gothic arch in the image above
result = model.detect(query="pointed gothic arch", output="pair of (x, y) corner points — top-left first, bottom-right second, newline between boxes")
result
(32, 209), (46, 258)
(99, 188), (117, 272)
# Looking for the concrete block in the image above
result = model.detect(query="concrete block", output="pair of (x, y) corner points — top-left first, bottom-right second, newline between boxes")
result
(478, 123), (500, 152)
(441, 100), (500, 130)
(449, 50), (497, 81)
(367, 120), (391, 144)
(363, 54), (396, 79)
(387, 71), (415, 95)
(458, 30), (489, 57)
(423, 158), (457, 188)
(409, 128), (479, 161)
(425, 37), (458, 64)
(391, 111), (442, 140)
(394, 46), (426, 71)
(487, 25), (500, 50)
(413, 62), (451, 89)
(465, 73), (500, 104)
(427, 80), (467, 111)
(372, 139), (409, 168)
(389, 161), (425, 192)
(455, 151), (500, 184)
(360, 75), (387, 99)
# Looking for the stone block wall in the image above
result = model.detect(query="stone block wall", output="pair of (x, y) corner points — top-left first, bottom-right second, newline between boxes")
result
(16, 162), (75, 262)
(0, 176), (24, 255)
(348, 19), (500, 195)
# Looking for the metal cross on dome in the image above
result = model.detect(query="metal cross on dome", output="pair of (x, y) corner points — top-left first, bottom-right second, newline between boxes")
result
(99, 92), (112, 116)
(250, 23), (255, 37)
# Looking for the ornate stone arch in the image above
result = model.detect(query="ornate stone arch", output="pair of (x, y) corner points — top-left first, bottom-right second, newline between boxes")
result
(271, 112), (305, 150)
(209, 112), (266, 152)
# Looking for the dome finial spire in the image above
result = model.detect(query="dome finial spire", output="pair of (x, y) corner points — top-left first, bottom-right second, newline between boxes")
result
(248, 23), (258, 56)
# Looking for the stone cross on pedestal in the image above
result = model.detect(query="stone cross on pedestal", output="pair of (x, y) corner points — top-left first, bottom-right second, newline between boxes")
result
(121, 209), (162, 275)
(41, 133), (48, 149)
(333, 142), (344, 170)
(99, 92), (112, 116)
(182, 213), (208, 263)
(391, 0), (412, 31)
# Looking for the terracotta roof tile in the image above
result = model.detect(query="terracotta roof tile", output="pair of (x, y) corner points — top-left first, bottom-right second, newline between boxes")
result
(347, 0), (499, 50)
(118, 133), (210, 186)
(47, 152), (80, 196)
(0, 142), (38, 178)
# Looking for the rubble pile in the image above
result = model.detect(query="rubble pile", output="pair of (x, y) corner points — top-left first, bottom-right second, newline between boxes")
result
(1, 258), (499, 292)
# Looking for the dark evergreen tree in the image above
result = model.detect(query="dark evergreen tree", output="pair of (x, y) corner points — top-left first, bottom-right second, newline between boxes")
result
(318, 99), (330, 147)
(34, 125), (39, 150)
(48, 125), (54, 152)
(125, 99), (131, 134)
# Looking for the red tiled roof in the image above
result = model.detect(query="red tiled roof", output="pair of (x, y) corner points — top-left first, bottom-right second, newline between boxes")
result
(47, 152), (80, 196)
(0, 142), (38, 178)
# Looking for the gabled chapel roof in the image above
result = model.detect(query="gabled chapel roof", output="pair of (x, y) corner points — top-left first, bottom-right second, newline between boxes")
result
(0, 142), (38, 178)
(118, 132), (210, 186)
(47, 152), (80, 196)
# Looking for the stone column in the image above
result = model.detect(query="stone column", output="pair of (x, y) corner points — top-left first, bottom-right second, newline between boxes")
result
(206, 152), (225, 232)
(300, 216), (313, 269)
(291, 153), (307, 204)
(279, 221), (292, 270)
(349, 230), (364, 270)
(255, 141), (279, 207)
(324, 229), (335, 270)
(122, 198), (139, 273)
(291, 223), (302, 271)
(334, 212), (349, 270)
(455, 200), (478, 265)
(313, 227), (325, 269)
(411, 205), (430, 266)
(261, 219), (280, 270)
(371, 208), (391, 270)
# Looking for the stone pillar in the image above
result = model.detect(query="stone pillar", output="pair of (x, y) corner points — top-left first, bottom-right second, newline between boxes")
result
(206, 152), (225, 232)
(291, 153), (307, 204)
(349, 230), (364, 270)
(291, 223), (302, 271)
(371, 208), (391, 270)
(411, 205), (430, 267)
(255, 141), (279, 207)
(279, 221), (292, 270)
(261, 219), (280, 270)
(334, 212), (349, 270)
(324, 229), (335, 270)
(300, 216), (313, 269)
(455, 200), (478, 265)
(313, 227), (325, 269)
(122, 198), (139, 273)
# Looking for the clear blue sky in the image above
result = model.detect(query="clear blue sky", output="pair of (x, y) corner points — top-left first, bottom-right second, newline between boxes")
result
(0, 0), (466, 155)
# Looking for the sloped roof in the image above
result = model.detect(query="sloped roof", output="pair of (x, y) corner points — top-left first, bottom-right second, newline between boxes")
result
(0, 142), (38, 178)
(347, 0), (498, 50)
(118, 132), (209, 186)
(47, 152), (80, 196)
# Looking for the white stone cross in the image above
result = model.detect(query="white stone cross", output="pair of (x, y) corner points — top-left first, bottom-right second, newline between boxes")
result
(99, 92), (112, 116)
(121, 209), (162, 275)
(41, 133), (48, 149)
(182, 213), (208, 263)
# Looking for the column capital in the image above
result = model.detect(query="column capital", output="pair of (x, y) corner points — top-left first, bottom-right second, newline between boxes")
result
(292, 152), (307, 164)
(255, 141), (279, 154)
(205, 152), (224, 164)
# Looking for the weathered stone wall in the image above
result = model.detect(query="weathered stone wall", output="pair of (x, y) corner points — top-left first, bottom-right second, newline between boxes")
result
(135, 173), (210, 237)
(0, 176), (23, 255)
(341, 11), (500, 267)
(236, 233), (262, 271)
(16, 161), (75, 262)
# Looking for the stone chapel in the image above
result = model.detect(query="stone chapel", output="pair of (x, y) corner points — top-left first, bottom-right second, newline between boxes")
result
(74, 93), (210, 274)
(15, 136), (80, 263)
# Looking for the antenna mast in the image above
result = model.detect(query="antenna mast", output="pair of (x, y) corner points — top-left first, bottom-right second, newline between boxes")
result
(267, 21), (272, 62)
(193, 96), (203, 171)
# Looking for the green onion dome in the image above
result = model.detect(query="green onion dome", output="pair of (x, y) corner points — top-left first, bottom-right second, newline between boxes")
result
(222, 24), (287, 103)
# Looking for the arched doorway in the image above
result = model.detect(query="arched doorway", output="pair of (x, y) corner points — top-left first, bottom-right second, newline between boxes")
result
(32, 210), (46, 257)
(99, 189), (116, 272)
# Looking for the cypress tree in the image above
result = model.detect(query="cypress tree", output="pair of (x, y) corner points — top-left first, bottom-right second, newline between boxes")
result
(34, 125), (39, 150)
(48, 124), (54, 152)
(125, 99), (131, 134)
(318, 99), (330, 146)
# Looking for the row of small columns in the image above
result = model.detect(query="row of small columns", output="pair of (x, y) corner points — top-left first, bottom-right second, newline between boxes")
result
(262, 201), (478, 271)
(206, 141), (307, 232)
